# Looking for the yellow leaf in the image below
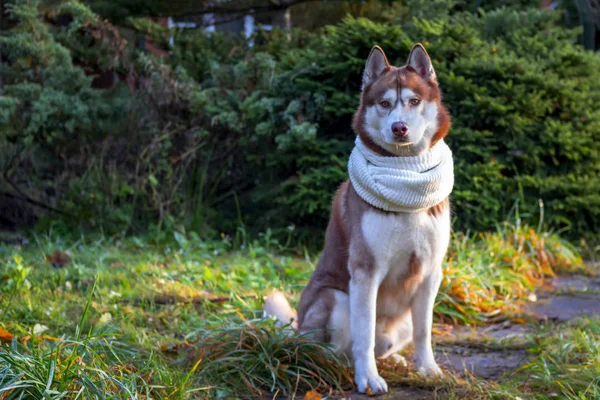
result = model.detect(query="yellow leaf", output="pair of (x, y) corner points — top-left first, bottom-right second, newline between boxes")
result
(39, 335), (59, 341)
(453, 302), (471, 316)
(303, 389), (322, 400)
(0, 327), (14, 341)
(236, 311), (247, 323)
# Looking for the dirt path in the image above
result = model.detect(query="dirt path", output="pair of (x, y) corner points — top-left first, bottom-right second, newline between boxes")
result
(437, 275), (600, 379)
(344, 274), (600, 399)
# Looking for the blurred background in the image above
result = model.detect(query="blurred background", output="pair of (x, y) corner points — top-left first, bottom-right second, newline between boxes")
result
(1, 0), (599, 248)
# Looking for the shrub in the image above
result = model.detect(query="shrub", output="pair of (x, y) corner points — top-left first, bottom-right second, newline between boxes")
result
(0, 0), (128, 230)
(2, 1), (599, 242)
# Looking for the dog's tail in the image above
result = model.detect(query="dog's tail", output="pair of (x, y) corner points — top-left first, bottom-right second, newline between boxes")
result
(263, 289), (298, 329)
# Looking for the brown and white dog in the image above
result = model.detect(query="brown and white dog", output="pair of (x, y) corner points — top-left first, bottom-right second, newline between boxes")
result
(264, 44), (452, 394)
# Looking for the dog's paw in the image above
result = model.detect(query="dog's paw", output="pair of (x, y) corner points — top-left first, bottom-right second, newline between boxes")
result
(416, 361), (443, 378)
(355, 370), (388, 395)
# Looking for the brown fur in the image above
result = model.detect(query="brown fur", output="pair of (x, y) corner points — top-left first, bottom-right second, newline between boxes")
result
(297, 181), (375, 333)
(427, 198), (450, 218)
(405, 252), (424, 292)
(431, 107), (451, 146)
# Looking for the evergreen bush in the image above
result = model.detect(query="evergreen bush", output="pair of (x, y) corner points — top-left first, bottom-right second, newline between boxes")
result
(1, 1), (599, 242)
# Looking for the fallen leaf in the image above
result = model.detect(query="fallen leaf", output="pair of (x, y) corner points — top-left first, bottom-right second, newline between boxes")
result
(46, 250), (70, 268)
(21, 335), (31, 346)
(0, 327), (14, 341)
(303, 389), (322, 400)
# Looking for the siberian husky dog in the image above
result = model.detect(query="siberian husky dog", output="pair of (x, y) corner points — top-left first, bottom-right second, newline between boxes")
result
(264, 43), (453, 394)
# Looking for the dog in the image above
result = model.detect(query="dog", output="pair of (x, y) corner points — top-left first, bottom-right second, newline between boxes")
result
(264, 43), (453, 395)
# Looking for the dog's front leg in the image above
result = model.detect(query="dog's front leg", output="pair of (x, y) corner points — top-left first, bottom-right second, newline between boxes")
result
(350, 268), (387, 394)
(411, 268), (443, 376)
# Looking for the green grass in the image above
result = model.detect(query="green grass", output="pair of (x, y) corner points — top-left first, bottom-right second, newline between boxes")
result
(0, 221), (596, 399)
(505, 317), (600, 399)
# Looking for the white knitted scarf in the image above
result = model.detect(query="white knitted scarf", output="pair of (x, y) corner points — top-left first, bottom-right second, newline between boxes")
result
(348, 137), (454, 213)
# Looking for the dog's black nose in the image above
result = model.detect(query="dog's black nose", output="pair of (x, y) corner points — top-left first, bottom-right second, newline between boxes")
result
(391, 121), (408, 137)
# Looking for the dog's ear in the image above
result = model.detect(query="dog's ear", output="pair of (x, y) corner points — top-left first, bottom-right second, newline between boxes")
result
(407, 43), (436, 82)
(362, 46), (389, 90)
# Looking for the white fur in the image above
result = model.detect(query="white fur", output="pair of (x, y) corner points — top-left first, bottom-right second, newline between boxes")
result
(412, 268), (444, 375)
(350, 48), (448, 383)
(400, 88), (417, 104)
(382, 89), (397, 104)
(328, 291), (351, 354)
(349, 267), (387, 394)
(263, 290), (298, 329)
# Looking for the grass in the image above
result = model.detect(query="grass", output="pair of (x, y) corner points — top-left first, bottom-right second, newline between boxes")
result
(506, 317), (600, 399)
(186, 320), (352, 398)
(0, 220), (596, 399)
(438, 220), (586, 325)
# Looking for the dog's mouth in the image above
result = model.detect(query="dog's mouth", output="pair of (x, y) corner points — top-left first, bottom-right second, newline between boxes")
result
(389, 137), (412, 147)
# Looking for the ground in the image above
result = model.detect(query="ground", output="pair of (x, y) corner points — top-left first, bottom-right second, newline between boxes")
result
(345, 274), (600, 400)
(0, 230), (599, 399)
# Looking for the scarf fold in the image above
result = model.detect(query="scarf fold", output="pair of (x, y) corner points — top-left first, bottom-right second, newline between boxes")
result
(348, 137), (454, 213)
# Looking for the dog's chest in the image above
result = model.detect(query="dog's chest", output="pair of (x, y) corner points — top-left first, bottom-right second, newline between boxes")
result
(360, 207), (450, 314)
(361, 208), (449, 270)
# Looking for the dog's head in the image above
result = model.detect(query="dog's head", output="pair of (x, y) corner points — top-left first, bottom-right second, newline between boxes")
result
(353, 44), (450, 156)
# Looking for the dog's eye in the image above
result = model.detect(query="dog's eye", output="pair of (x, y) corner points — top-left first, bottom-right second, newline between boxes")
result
(380, 101), (391, 108)
(409, 98), (421, 106)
